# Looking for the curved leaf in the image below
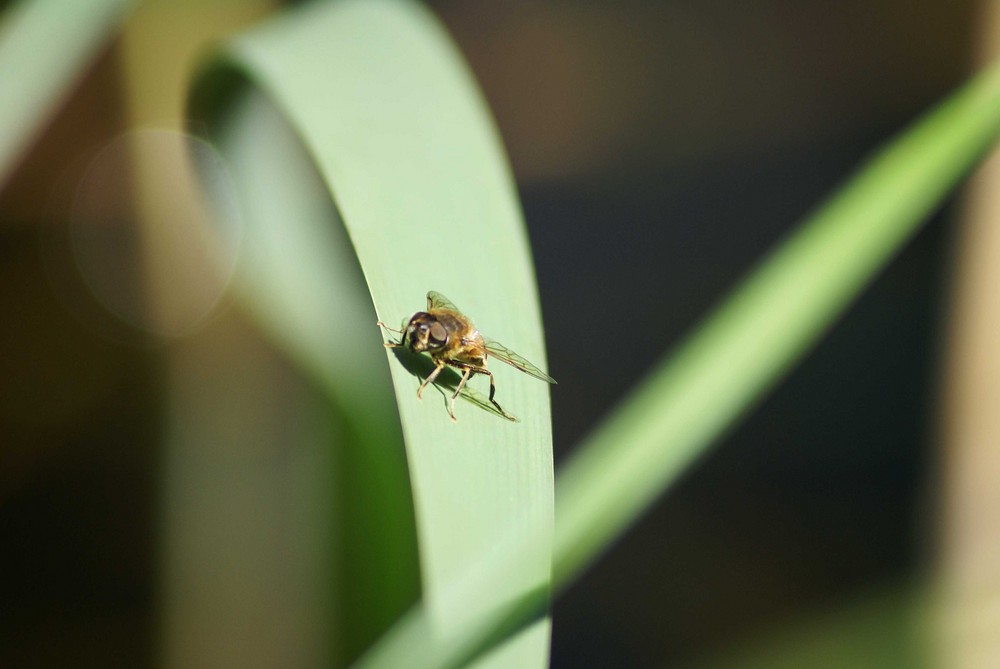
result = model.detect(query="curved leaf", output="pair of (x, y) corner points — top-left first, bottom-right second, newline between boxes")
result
(188, 0), (554, 665)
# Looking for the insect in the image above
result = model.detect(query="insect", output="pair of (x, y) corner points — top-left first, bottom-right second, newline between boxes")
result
(377, 291), (556, 422)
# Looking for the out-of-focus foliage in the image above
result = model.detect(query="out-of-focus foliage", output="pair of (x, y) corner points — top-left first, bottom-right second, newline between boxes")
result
(0, 0), (135, 187)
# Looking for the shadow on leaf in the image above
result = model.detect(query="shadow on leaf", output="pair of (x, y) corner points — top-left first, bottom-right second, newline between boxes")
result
(387, 345), (517, 422)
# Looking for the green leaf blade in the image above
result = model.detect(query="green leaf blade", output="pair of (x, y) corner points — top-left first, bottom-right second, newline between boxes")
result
(553, 58), (1000, 588)
(188, 0), (554, 665)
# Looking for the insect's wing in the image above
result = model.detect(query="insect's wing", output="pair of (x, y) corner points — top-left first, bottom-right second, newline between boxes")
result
(485, 338), (557, 384)
(427, 291), (460, 312)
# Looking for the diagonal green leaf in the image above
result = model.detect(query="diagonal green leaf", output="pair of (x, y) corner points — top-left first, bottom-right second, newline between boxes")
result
(552, 57), (1000, 589)
(0, 0), (136, 188)
(188, 0), (553, 665)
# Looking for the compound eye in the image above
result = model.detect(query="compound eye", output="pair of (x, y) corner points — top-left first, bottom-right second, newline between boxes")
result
(428, 321), (448, 347)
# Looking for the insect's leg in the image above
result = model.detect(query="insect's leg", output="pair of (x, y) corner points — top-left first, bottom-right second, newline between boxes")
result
(478, 367), (516, 420)
(417, 360), (445, 400)
(449, 367), (473, 422)
(452, 363), (517, 421)
(377, 321), (403, 347)
(476, 367), (500, 409)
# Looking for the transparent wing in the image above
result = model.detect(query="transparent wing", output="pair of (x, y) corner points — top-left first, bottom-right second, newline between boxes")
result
(485, 338), (557, 384)
(427, 290), (460, 313)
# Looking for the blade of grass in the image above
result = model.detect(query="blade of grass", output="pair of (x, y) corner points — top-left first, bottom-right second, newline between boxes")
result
(553, 57), (1000, 589)
(0, 0), (135, 188)
(188, 0), (554, 665)
(360, 55), (1000, 666)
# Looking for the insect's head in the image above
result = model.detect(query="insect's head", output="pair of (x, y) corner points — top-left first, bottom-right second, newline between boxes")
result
(404, 312), (448, 353)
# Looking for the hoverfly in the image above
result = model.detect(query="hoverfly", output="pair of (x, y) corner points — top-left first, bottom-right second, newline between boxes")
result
(377, 291), (556, 422)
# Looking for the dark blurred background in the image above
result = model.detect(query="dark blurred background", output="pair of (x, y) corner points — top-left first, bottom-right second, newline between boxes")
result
(0, 0), (983, 666)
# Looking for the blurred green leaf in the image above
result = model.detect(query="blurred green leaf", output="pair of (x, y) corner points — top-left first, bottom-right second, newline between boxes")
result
(188, 0), (553, 665)
(553, 57), (1000, 590)
(0, 0), (135, 187)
